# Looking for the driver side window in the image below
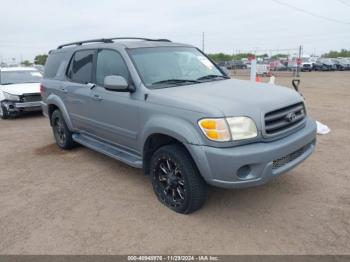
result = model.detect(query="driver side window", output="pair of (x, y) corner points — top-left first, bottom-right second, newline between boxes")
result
(95, 49), (129, 86)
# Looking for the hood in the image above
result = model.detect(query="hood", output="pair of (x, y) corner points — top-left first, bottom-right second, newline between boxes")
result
(0, 83), (40, 96)
(148, 79), (303, 126)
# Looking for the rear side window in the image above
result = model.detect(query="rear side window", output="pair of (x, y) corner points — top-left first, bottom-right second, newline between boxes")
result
(44, 52), (68, 79)
(67, 50), (94, 83)
(95, 49), (129, 86)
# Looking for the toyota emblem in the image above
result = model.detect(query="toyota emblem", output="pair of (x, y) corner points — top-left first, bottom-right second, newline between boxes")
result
(286, 112), (297, 122)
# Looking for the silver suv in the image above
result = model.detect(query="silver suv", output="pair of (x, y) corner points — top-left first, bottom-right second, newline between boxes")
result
(41, 37), (317, 214)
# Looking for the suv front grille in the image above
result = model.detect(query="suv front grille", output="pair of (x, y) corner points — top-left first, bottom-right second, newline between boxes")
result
(21, 94), (42, 103)
(264, 102), (306, 135)
(272, 145), (307, 170)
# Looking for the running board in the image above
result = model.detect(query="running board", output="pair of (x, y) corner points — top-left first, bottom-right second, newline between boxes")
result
(72, 134), (143, 168)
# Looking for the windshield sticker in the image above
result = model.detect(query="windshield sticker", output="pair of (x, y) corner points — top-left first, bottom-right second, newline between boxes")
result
(197, 56), (214, 69)
(31, 72), (42, 77)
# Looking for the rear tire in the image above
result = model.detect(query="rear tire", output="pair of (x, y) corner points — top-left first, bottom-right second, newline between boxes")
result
(150, 144), (207, 214)
(51, 109), (76, 149)
(0, 103), (9, 120)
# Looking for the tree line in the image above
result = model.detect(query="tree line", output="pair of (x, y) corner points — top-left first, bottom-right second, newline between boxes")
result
(322, 49), (350, 58)
(20, 54), (48, 66)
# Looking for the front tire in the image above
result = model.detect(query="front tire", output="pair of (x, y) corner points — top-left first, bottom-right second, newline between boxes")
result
(150, 144), (207, 214)
(0, 103), (9, 120)
(51, 110), (76, 149)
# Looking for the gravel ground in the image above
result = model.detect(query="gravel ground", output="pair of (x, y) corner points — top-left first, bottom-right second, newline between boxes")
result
(0, 71), (349, 255)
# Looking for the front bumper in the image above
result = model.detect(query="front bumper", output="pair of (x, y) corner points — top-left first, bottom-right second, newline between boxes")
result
(187, 117), (317, 188)
(2, 100), (42, 114)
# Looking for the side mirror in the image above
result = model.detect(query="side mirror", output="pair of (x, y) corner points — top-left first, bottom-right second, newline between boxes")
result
(104, 75), (129, 92)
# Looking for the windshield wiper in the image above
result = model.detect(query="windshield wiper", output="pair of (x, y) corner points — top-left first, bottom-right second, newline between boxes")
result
(0, 83), (14, 85)
(151, 79), (201, 86)
(197, 75), (230, 81)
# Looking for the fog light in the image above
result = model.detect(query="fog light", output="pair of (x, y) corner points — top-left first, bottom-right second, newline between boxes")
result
(237, 165), (252, 179)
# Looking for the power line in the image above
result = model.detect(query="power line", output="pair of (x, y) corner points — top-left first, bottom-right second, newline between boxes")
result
(271, 0), (350, 25)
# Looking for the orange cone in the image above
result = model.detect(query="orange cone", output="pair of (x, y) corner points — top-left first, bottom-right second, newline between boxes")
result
(256, 76), (262, 82)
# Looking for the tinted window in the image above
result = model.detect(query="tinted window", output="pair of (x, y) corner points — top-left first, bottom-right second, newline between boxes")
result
(67, 50), (94, 83)
(96, 49), (129, 86)
(44, 52), (68, 79)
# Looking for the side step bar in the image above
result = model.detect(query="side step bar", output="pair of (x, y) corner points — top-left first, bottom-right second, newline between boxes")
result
(72, 134), (143, 168)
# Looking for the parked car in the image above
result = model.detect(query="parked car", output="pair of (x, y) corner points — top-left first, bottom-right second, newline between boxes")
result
(301, 62), (313, 72)
(313, 58), (337, 71)
(331, 58), (349, 71)
(256, 64), (270, 76)
(216, 61), (228, 67)
(339, 58), (350, 70)
(0, 67), (43, 119)
(227, 60), (247, 70)
(269, 60), (288, 71)
(287, 61), (300, 72)
(41, 37), (317, 214)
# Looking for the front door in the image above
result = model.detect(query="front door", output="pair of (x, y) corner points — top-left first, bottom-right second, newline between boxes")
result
(88, 49), (140, 151)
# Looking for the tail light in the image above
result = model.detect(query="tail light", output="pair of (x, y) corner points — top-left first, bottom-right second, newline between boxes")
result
(40, 84), (45, 96)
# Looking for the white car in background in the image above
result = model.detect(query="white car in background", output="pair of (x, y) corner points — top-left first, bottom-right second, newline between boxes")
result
(256, 64), (270, 76)
(0, 67), (43, 119)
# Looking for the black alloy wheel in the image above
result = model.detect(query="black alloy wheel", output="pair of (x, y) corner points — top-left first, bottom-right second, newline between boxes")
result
(150, 144), (207, 214)
(153, 156), (186, 208)
(51, 110), (76, 149)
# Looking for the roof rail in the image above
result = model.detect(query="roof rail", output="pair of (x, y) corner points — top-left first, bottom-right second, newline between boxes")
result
(57, 37), (172, 49)
(57, 38), (113, 49)
(109, 37), (171, 42)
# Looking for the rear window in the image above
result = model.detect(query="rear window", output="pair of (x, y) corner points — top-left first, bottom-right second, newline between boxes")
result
(44, 51), (69, 79)
(67, 50), (94, 84)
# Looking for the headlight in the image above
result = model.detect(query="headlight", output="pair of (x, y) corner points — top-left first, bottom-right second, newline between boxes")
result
(226, 117), (257, 140)
(198, 118), (231, 142)
(3, 92), (20, 101)
(198, 117), (257, 142)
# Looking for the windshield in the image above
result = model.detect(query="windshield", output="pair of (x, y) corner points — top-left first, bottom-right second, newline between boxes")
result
(0, 70), (42, 85)
(128, 47), (226, 88)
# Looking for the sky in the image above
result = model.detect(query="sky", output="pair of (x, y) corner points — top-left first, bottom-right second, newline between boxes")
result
(0, 0), (349, 63)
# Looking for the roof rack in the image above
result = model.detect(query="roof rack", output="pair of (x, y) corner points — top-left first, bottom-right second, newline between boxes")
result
(57, 37), (172, 49)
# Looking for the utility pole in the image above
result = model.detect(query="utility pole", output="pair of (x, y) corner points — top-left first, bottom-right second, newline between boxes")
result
(201, 32), (204, 52)
(296, 45), (302, 77)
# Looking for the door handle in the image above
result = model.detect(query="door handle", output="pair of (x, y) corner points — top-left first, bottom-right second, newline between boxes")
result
(92, 94), (103, 101)
(60, 87), (68, 93)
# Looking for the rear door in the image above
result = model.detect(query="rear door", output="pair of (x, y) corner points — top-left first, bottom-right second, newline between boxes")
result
(64, 49), (96, 133)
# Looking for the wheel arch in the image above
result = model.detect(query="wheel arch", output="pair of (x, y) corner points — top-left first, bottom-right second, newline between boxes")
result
(46, 94), (73, 130)
(142, 133), (199, 176)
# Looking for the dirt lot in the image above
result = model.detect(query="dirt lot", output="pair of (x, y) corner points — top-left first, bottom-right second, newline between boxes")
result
(0, 71), (349, 255)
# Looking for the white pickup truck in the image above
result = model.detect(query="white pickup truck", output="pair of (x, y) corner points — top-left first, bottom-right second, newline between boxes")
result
(0, 67), (43, 119)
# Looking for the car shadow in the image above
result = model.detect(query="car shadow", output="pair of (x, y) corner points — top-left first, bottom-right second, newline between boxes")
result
(1, 111), (44, 121)
(16, 111), (44, 119)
